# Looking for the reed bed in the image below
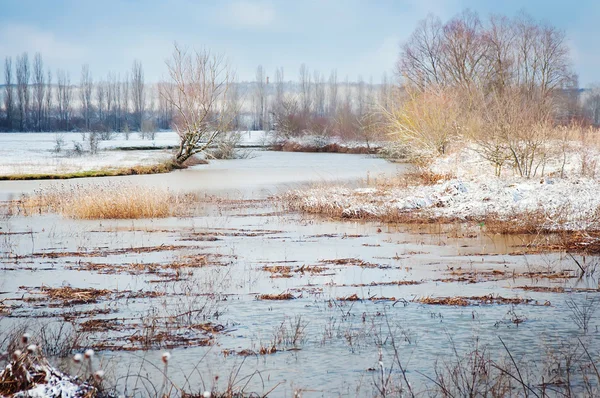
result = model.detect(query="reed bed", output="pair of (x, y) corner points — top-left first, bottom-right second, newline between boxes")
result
(17, 182), (196, 219)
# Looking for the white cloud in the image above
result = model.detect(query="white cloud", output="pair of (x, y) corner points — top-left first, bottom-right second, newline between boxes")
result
(220, 0), (276, 29)
(0, 23), (87, 64)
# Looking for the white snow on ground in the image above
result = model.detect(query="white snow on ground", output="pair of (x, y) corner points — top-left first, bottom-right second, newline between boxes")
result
(286, 145), (600, 231)
(0, 131), (267, 176)
(2, 361), (94, 398)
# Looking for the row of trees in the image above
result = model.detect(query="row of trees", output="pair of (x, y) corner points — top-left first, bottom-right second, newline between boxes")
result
(1, 50), (394, 144)
(256, 64), (393, 144)
(1, 53), (154, 133)
(158, 43), (396, 165)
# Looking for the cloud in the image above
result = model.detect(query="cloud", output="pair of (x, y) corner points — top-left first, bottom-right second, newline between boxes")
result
(0, 23), (87, 64)
(220, 0), (276, 29)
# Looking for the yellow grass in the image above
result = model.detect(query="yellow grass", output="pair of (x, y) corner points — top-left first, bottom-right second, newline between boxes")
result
(18, 182), (195, 219)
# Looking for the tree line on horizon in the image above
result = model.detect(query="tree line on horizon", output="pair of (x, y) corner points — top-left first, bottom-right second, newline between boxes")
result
(0, 51), (395, 145)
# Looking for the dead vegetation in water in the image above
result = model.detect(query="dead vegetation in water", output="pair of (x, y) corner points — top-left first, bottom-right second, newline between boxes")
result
(181, 228), (283, 241)
(18, 286), (165, 306)
(260, 264), (330, 278)
(257, 292), (296, 300)
(514, 285), (600, 293)
(336, 294), (398, 302)
(320, 258), (387, 269)
(62, 253), (228, 283)
(436, 267), (578, 284)
(416, 294), (541, 306)
(78, 314), (226, 351)
(326, 280), (421, 288)
(15, 182), (197, 219)
(223, 345), (279, 357)
(24, 244), (199, 259)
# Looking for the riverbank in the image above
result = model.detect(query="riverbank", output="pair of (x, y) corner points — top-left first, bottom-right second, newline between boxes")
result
(282, 145), (600, 252)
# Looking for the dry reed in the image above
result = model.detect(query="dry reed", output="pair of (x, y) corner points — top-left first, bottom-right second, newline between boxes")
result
(17, 182), (195, 220)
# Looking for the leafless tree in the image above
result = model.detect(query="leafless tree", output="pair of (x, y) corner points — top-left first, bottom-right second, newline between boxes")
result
(327, 69), (338, 116)
(254, 65), (266, 130)
(16, 52), (30, 131)
(160, 43), (237, 165)
(379, 72), (391, 111)
(122, 73), (130, 133)
(584, 85), (600, 126)
(56, 69), (72, 130)
(113, 73), (122, 132)
(4, 57), (14, 130)
(227, 76), (242, 130)
(275, 67), (284, 108)
(398, 11), (573, 97)
(299, 63), (312, 115)
(45, 69), (53, 130)
(106, 72), (116, 131)
(157, 81), (170, 129)
(357, 75), (366, 118)
(131, 60), (145, 131)
(313, 70), (325, 116)
(271, 95), (302, 139)
(398, 14), (445, 90)
(33, 52), (45, 131)
(80, 64), (93, 131)
(96, 79), (106, 127)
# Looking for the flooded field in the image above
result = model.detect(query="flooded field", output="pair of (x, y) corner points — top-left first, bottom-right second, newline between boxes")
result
(1, 151), (599, 397)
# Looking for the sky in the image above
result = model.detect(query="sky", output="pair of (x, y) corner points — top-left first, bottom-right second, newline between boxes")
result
(1, 0), (599, 86)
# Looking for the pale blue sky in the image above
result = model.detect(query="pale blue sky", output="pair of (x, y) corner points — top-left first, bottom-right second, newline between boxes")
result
(1, 0), (599, 85)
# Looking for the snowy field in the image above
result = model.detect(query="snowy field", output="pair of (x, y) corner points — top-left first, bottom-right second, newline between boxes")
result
(0, 131), (267, 176)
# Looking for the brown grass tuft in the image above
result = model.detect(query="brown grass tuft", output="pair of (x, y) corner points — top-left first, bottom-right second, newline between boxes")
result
(17, 182), (196, 219)
(258, 292), (296, 300)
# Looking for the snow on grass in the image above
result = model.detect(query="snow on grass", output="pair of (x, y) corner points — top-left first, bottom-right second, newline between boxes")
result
(283, 145), (600, 231)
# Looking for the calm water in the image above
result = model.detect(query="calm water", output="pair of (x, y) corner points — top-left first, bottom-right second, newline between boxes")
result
(1, 151), (598, 397)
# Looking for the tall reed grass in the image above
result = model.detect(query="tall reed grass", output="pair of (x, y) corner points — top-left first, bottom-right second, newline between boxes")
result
(18, 182), (195, 219)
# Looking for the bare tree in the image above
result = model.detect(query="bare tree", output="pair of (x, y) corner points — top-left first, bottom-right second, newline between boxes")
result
(357, 75), (367, 118)
(45, 69), (53, 130)
(275, 67), (284, 108)
(56, 69), (72, 130)
(327, 69), (338, 116)
(160, 44), (237, 165)
(584, 84), (600, 126)
(299, 63), (312, 115)
(314, 70), (325, 116)
(106, 72), (116, 131)
(16, 52), (30, 131)
(131, 60), (145, 131)
(4, 57), (14, 130)
(227, 76), (242, 130)
(254, 65), (266, 130)
(272, 67), (285, 131)
(399, 11), (573, 97)
(122, 73), (130, 133)
(33, 53), (45, 131)
(96, 79), (106, 128)
(80, 64), (93, 131)
(398, 14), (445, 90)
(379, 72), (391, 110)
(114, 73), (122, 132)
